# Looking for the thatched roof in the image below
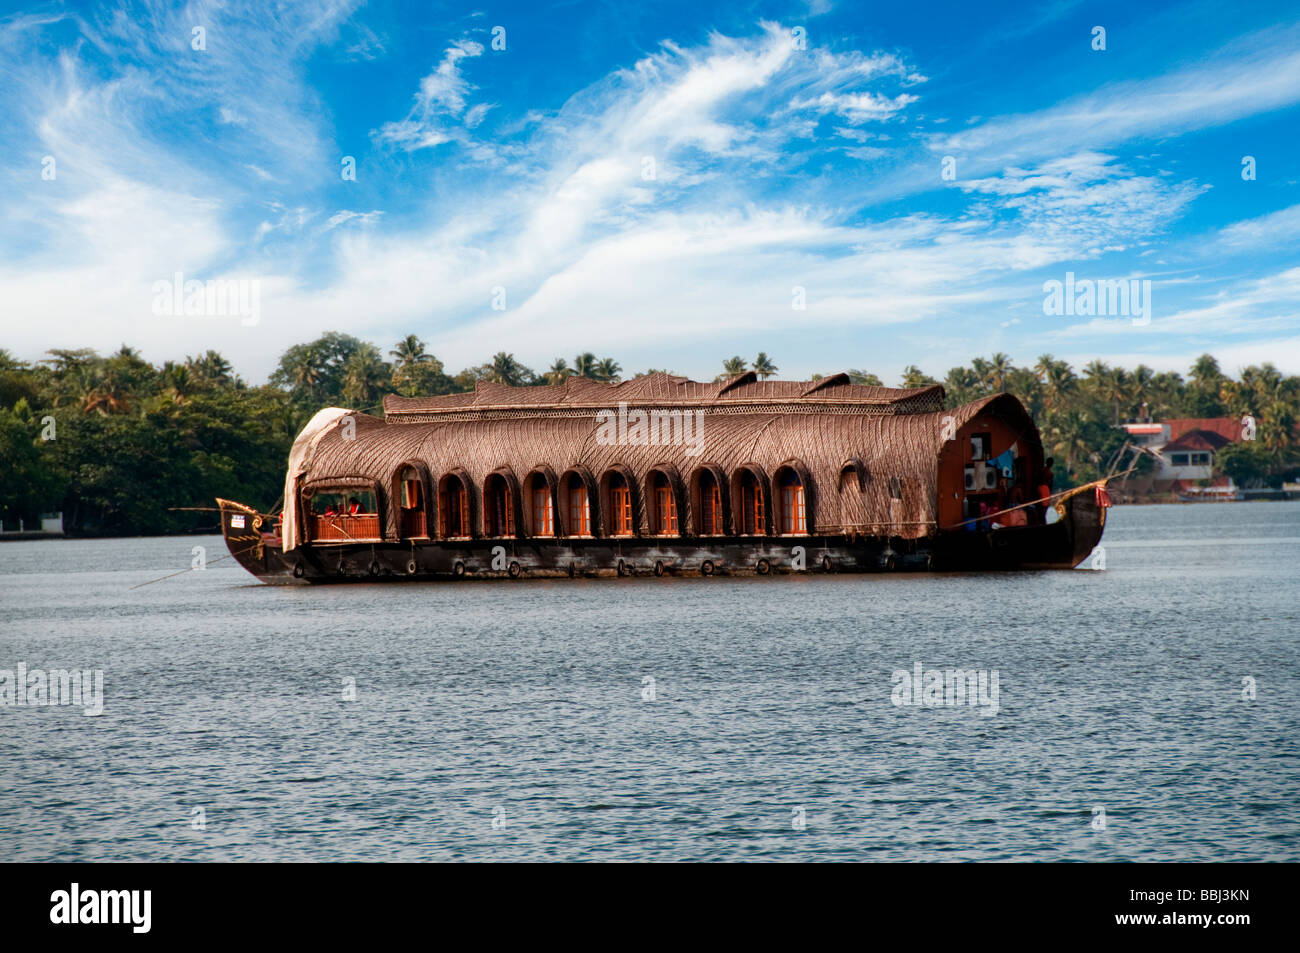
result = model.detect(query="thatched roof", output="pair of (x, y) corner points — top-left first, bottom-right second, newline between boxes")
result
(382, 371), (946, 420)
(293, 374), (1038, 542)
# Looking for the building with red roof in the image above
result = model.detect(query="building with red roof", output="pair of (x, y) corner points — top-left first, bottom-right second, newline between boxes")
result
(1118, 417), (1248, 497)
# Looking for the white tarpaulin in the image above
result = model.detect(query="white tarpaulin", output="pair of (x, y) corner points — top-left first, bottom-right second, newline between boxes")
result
(281, 407), (352, 552)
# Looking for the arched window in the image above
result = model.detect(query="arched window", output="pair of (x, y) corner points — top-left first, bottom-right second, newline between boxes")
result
(776, 467), (807, 535)
(398, 465), (427, 538)
(305, 485), (381, 541)
(529, 472), (554, 536)
(606, 471), (634, 536)
(694, 468), (724, 535)
(732, 468), (767, 535)
(838, 460), (869, 534)
(484, 472), (514, 537)
(648, 471), (678, 535)
(561, 470), (593, 536)
(438, 473), (470, 538)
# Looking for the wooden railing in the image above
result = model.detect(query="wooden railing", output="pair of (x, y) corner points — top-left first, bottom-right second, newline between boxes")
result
(309, 514), (381, 542)
(400, 509), (428, 538)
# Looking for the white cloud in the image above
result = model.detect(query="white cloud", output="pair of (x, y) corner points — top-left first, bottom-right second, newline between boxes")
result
(931, 24), (1300, 172)
(325, 210), (385, 230)
(2, 14), (1296, 382)
(1214, 203), (1300, 251)
(791, 90), (919, 123)
(372, 39), (485, 150)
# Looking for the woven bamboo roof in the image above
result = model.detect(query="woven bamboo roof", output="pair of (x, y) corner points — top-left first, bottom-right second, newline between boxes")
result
(383, 371), (946, 420)
(298, 376), (1039, 541)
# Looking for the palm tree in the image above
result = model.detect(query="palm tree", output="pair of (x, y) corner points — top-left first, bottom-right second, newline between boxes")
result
(280, 345), (326, 403)
(592, 357), (621, 383)
(489, 352), (527, 386)
(573, 353), (599, 379)
(983, 352), (1014, 393)
(341, 344), (390, 406)
(389, 336), (450, 396)
(715, 356), (748, 382)
(1081, 359), (1129, 423)
(160, 362), (193, 405)
(1034, 354), (1076, 415)
(752, 353), (778, 379)
(1128, 364), (1155, 421)
(1046, 411), (1090, 474)
(1188, 353), (1227, 416)
(1007, 367), (1044, 419)
(81, 366), (131, 414)
(1260, 397), (1296, 458)
(900, 365), (936, 388)
(1148, 371), (1185, 419)
(1081, 359), (1110, 393)
(390, 335), (430, 371)
(846, 369), (883, 386)
(545, 358), (573, 385)
(1188, 353), (1224, 390)
(1081, 363), (1130, 425)
(187, 350), (234, 388)
(943, 366), (981, 408)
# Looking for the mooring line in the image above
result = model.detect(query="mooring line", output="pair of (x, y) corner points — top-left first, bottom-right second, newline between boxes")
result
(128, 540), (262, 590)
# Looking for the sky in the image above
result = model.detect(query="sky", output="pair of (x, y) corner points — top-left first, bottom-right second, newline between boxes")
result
(1, 0), (1298, 385)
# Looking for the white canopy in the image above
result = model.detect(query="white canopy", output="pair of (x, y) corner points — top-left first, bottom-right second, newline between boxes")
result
(281, 407), (353, 552)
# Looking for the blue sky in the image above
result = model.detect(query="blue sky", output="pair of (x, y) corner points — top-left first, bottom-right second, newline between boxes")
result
(1, 0), (1298, 384)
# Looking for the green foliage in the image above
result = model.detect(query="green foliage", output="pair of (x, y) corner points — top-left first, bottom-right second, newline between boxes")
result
(270, 332), (372, 409)
(1216, 442), (1277, 489)
(752, 353), (778, 379)
(2, 338), (1297, 535)
(845, 369), (883, 386)
(715, 356), (748, 381)
(901, 365), (937, 389)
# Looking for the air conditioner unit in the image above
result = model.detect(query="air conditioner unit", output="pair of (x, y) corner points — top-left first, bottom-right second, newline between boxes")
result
(964, 466), (976, 491)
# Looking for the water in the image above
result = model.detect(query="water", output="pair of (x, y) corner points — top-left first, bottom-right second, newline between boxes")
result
(1, 502), (1297, 861)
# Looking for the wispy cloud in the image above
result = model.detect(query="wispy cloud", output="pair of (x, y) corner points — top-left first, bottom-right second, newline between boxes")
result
(0, 7), (1296, 382)
(373, 39), (485, 150)
(932, 24), (1300, 172)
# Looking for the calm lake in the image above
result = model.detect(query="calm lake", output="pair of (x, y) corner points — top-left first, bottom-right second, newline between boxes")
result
(1, 502), (1297, 861)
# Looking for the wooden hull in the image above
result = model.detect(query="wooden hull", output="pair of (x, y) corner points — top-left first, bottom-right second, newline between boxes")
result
(217, 491), (1106, 584)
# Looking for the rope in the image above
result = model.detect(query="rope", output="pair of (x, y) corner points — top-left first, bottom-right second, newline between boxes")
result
(128, 539), (263, 590)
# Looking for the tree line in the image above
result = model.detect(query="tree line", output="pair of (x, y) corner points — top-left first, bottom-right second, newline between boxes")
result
(1, 336), (1296, 535)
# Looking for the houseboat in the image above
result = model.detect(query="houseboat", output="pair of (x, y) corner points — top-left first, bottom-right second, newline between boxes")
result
(217, 371), (1109, 583)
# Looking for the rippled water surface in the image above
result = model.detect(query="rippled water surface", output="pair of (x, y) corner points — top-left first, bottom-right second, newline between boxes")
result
(2, 502), (1297, 861)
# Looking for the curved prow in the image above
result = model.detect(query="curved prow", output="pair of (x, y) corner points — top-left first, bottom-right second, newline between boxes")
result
(1057, 484), (1108, 567)
(216, 498), (296, 584)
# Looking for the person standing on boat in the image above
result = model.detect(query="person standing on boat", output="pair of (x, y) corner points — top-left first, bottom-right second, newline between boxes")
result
(1038, 459), (1055, 522)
